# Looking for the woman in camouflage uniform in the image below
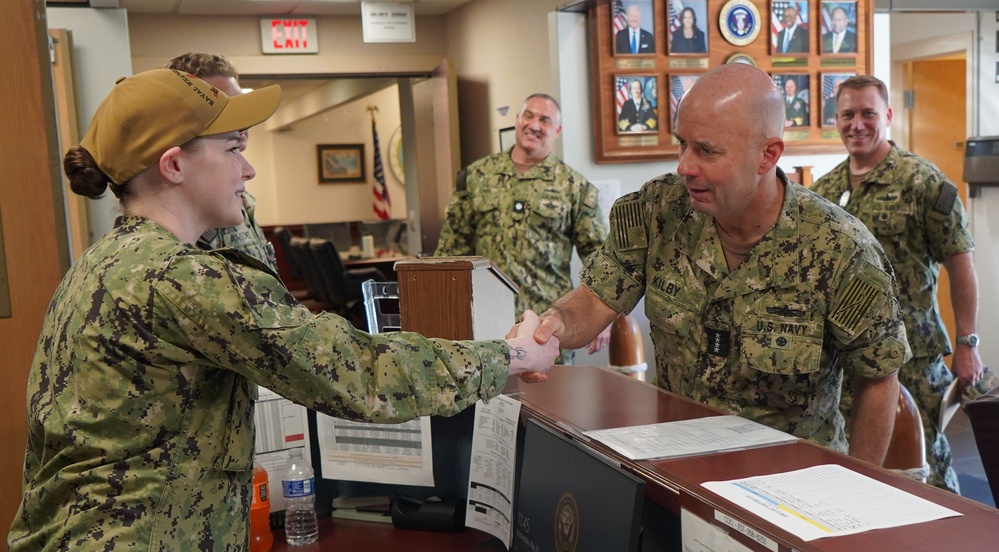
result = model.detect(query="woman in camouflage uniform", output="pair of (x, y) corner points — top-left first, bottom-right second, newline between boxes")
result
(8, 68), (557, 551)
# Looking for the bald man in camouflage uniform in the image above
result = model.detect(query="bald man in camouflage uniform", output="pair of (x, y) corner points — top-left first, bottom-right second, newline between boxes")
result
(167, 52), (278, 271)
(535, 64), (909, 463)
(436, 94), (607, 364)
(812, 75), (983, 493)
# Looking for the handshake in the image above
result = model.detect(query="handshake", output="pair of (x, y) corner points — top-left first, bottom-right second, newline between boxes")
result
(504, 310), (560, 383)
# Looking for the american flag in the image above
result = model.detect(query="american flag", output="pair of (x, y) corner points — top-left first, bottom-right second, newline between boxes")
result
(667, 0), (684, 33)
(615, 76), (631, 114)
(822, 72), (855, 100)
(612, 0), (627, 32)
(771, 1), (808, 50)
(669, 74), (699, 129)
(371, 119), (391, 220)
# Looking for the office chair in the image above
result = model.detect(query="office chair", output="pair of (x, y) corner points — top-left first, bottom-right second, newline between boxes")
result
(882, 383), (929, 482)
(291, 236), (333, 311)
(273, 226), (303, 279)
(967, 384), (999, 504)
(308, 238), (385, 326)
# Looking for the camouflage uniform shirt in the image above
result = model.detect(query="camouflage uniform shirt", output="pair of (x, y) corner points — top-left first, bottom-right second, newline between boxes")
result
(198, 191), (278, 272)
(9, 217), (508, 551)
(436, 150), (607, 326)
(581, 172), (909, 452)
(811, 144), (974, 358)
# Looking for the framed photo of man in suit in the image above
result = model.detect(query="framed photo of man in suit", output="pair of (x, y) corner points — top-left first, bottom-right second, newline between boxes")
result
(773, 73), (811, 128)
(615, 75), (659, 134)
(820, 73), (855, 127)
(612, 0), (656, 56)
(668, 0), (709, 56)
(820, 2), (858, 54)
(668, 74), (700, 131)
(771, 1), (810, 55)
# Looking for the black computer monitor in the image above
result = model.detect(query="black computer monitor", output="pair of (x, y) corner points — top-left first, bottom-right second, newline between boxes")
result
(513, 420), (645, 552)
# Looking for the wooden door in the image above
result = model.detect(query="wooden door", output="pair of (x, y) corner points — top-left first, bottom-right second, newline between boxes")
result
(0, 0), (70, 544)
(906, 57), (967, 365)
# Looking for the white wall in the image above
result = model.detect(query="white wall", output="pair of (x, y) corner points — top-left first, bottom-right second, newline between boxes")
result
(891, 10), (999, 372)
(245, 84), (406, 225)
(47, 7), (133, 239)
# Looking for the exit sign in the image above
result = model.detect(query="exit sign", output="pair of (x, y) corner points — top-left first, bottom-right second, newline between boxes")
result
(260, 19), (319, 54)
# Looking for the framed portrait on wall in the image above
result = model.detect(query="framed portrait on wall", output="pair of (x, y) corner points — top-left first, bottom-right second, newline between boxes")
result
(317, 144), (366, 183)
(772, 1), (811, 55)
(611, 0), (656, 55)
(668, 0), (709, 55)
(614, 75), (659, 134)
(820, 72), (855, 127)
(820, 1), (858, 54)
(773, 73), (811, 128)
(615, 75), (659, 134)
(668, 74), (701, 130)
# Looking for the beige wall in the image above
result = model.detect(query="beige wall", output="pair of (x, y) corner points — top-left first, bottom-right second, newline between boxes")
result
(445, 0), (564, 165)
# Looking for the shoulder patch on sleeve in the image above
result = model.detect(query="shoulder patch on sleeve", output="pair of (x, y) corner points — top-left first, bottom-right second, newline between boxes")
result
(933, 182), (957, 214)
(611, 199), (647, 251)
(829, 276), (880, 334)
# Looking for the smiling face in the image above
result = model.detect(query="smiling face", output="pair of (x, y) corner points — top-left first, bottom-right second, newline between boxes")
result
(783, 7), (797, 28)
(836, 85), (893, 167)
(784, 78), (797, 98)
(831, 8), (848, 33)
(681, 8), (695, 30)
(514, 96), (562, 160)
(183, 132), (256, 229)
(626, 6), (641, 29)
(630, 80), (644, 102)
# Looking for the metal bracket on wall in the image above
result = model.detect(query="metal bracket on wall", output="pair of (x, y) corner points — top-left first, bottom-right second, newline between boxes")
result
(0, 206), (10, 318)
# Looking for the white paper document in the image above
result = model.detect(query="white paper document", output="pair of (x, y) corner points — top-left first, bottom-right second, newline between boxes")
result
(681, 508), (757, 552)
(314, 414), (435, 487)
(583, 415), (799, 461)
(464, 394), (522, 549)
(939, 379), (961, 432)
(702, 464), (961, 541)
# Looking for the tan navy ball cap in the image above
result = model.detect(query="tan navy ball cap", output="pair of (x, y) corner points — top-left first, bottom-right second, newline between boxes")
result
(80, 68), (281, 185)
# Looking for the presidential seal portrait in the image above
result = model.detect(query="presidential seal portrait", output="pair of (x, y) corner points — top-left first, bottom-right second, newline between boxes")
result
(719, 0), (762, 47)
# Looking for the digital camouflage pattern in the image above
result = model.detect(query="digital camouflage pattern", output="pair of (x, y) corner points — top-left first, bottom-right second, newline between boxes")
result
(198, 191), (278, 272)
(581, 172), (909, 452)
(436, 150), (607, 364)
(812, 143), (974, 493)
(10, 217), (508, 551)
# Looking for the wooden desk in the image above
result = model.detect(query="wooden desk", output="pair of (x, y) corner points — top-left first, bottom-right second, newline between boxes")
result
(270, 516), (505, 551)
(505, 365), (999, 552)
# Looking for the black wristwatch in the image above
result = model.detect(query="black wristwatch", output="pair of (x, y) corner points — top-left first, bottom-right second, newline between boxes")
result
(956, 334), (979, 348)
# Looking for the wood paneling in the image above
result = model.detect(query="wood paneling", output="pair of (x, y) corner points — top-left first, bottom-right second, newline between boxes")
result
(0, 0), (70, 544)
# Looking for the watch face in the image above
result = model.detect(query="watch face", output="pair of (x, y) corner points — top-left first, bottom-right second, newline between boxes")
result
(959, 334), (979, 347)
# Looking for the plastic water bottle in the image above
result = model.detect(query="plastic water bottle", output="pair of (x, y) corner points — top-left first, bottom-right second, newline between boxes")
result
(281, 448), (319, 545)
(249, 463), (274, 552)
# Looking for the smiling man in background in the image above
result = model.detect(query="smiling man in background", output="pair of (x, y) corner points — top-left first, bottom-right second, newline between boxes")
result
(436, 93), (609, 364)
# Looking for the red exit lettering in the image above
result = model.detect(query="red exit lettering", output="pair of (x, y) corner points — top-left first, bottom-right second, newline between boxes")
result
(271, 20), (309, 49)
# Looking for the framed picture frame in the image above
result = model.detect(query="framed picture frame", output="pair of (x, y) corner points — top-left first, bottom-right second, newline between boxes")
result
(820, 1), (858, 54)
(668, 74), (701, 131)
(615, 75), (660, 135)
(773, 73), (811, 128)
(668, 0), (709, 55)
(499, 126), (516, 152)
(820, 72), (855, 127)
(772, 1), (810, 55)
(612, 0), (656, 56)
(317, 144), (365, 183)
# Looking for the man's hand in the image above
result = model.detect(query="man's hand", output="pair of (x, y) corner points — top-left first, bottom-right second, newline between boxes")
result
(951, 344), (984, 392)
(505, 311), (559, 382)
(587, 324), (612, 354)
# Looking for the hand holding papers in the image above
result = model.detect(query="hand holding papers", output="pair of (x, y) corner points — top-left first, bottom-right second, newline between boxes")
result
(583, 415), (799, 461)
